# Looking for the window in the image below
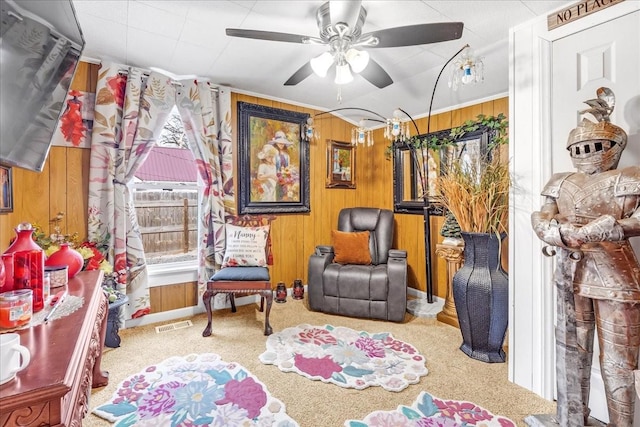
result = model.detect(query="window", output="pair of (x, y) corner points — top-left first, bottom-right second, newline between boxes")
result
(132, 107), (200, 266)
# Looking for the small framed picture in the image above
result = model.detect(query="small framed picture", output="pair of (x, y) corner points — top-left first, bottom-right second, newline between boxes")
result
(326, 140), (356, 189)
(0, 165), (13, 213)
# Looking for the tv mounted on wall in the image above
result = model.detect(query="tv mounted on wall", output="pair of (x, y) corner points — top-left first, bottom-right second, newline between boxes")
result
(0, 0), (85, 172)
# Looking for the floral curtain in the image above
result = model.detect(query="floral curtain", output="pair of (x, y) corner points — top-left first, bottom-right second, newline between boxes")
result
(88, 62), (175, 320)
(175, 81), (233, 294)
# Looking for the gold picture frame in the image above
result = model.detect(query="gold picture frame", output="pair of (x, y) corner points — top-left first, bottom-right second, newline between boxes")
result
(326, 140), (356, 189)
(0, 165), (13, 213)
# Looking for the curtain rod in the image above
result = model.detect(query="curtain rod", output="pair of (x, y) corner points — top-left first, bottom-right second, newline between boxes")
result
(7, 8), (84, 53)
(117, 68), (219, 92)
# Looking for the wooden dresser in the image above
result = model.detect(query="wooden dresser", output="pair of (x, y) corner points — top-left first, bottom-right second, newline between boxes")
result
(0, 270), (109, 427)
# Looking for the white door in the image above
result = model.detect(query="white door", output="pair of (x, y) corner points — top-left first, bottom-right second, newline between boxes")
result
(551, 10), (640, 423)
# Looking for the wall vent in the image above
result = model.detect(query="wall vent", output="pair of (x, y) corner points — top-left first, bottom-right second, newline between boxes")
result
(155, 320), (193, 333)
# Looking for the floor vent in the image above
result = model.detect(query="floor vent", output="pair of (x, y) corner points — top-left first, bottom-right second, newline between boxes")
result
(155, 320), (193, 333)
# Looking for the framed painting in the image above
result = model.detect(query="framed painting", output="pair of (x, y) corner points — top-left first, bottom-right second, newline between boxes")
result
(51, 90), (96, 148)
(0, 165), (13, 213)
(238, 102), (310, 214)
(326, 140), (356, 189)
(393, 127), (489, 215)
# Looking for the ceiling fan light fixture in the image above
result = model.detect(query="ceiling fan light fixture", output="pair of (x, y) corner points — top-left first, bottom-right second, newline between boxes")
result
(335, 63), (353, 84)
(310, 52), (334, 77)
(345, 48), (369, 73)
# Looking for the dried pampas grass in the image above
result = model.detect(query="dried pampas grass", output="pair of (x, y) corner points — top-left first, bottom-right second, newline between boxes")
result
(436, 155), (510, 234)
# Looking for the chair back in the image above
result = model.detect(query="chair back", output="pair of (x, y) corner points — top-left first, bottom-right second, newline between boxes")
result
(225, 214), (275, 266)
(337, 208), (393, 265)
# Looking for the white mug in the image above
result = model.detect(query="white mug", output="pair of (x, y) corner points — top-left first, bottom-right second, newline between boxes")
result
(0, 333), (30, 385)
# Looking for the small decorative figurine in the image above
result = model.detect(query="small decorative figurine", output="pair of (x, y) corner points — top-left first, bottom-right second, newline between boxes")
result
(275, 282), (287, 303)
(292, 279), (304, 300)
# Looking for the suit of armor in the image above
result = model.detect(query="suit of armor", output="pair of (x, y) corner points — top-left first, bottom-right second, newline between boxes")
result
(531, 88), (640, 427)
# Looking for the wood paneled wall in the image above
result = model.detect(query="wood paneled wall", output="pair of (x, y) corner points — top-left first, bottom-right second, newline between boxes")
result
(0, 61), (508, 311)
(232, 93), (395, 293)
(0, 62), (99, 248)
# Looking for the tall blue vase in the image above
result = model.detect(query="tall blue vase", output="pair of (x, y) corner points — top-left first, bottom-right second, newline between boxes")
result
(453, 232), (508, 363)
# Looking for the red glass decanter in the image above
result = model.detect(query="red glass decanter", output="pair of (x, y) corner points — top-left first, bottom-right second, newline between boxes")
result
(2, 223), (45, 312)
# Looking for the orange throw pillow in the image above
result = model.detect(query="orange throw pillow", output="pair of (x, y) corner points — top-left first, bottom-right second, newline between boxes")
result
(331, 230), (372, 265)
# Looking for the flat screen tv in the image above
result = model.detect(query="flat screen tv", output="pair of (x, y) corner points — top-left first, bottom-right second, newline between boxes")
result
(0, 0), (85, 172)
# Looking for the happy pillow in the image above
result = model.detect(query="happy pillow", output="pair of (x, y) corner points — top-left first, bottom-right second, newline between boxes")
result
(331, 230), (371, 265)
(222, 224), (270, 267)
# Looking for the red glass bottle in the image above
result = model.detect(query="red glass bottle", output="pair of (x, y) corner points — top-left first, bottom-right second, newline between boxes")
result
(46, 243), (84, 279)
(1, 253), (14, 291)
(0, 256), (5, 290)
(2, 223), (45, 312)
(14, 250), (45, 312)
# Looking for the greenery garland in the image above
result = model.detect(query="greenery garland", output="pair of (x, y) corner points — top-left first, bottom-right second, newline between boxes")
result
(385, 113), (508, 158)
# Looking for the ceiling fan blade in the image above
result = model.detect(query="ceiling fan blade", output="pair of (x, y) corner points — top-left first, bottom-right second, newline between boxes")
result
(226, 28), (318, 44)
(284, 62), (314, 86)
(329, 0), (362, 29)
(363, 22), (464, 48)
(359, 58), (393, 89)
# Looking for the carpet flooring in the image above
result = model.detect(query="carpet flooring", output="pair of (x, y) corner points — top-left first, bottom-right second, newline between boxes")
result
(86, 296), (556, 426)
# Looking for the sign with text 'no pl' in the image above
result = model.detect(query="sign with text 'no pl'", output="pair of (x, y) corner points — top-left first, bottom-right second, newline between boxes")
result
(548, 0), (625, 30)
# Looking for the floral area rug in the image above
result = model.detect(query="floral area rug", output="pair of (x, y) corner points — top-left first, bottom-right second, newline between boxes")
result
(92, 353), (298, 427)
(259, 324), (427, 392)
(345, 391), (516, 427)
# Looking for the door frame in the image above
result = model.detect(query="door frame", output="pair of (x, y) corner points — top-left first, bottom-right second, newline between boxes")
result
(508, 0), (640, 403)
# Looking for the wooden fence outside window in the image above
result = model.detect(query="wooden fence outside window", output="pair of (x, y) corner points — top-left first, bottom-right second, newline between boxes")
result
(134, 190), (198, 263)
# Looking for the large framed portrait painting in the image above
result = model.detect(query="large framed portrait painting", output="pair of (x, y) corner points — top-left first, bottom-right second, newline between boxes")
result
(238, 102), (310, 214)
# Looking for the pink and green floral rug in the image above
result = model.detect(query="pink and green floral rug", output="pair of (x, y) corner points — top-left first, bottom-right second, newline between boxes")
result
(345, 391), (516, 427)
(92, 353), (298, 426)
(259, 324), (428, 392)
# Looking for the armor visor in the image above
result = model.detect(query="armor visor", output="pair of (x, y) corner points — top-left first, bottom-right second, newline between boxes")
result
(569, 139), (625, 174)
(567, 119), (627, 174)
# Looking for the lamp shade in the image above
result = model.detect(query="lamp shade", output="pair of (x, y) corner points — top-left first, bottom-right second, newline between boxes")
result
(310, 52), (334, 78)
(335, 63), (353, 84)
(345, 48), (369, 73)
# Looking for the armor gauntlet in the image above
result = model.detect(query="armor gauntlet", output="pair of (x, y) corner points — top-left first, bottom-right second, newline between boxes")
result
(575, 215), (624, 243)
(531, 212), (566, 247)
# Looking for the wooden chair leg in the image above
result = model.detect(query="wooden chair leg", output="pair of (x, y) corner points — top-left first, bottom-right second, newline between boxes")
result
(203, 280), (273, 337)
(202, 289), (214, 337)
(229, 293), (237, 312)
(262, 290), (273, 336)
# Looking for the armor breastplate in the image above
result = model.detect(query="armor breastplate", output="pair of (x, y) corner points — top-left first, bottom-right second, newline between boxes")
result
(541, 167), (640, 301)
(544, 170), (638, 224)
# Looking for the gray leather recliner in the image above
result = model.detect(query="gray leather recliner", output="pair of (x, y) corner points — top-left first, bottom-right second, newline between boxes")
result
(307, 207), (407, 322)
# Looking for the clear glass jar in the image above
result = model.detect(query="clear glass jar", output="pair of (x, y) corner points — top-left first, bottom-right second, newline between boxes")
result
(0, 289), (32, 329)
(43, 271), (50, 303)
(46, 265), (68, 289)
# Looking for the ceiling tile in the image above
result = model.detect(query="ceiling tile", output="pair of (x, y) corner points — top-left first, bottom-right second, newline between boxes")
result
(126, 28), (179, 70)
(127, 1), (186, 39)
(70, 0), (567, 118)
(72, 0), (128, 22)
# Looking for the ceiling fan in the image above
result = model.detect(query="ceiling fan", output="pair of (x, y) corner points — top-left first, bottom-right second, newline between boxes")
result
(226, 1), (463, 89)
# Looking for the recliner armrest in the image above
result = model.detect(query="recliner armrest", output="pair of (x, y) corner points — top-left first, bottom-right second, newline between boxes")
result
(386, 248), (408, 322)
(308, 245), (335, 312)
(388, 249), (407, 259)
(315, 245), (334, 255)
